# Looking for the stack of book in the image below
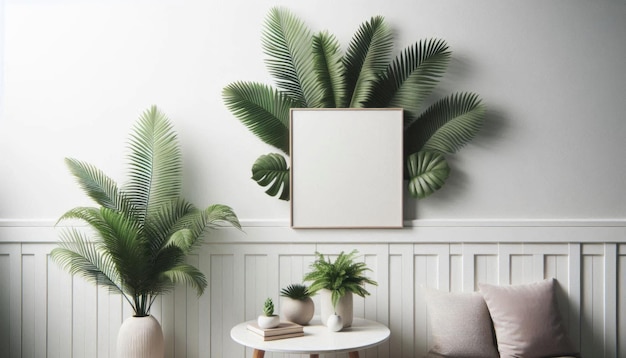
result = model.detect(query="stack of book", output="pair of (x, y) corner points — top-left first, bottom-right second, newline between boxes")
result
(246, 321), (304, 341)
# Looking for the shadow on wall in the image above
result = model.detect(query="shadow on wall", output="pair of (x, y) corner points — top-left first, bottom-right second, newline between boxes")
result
(403, 107), (508, 221)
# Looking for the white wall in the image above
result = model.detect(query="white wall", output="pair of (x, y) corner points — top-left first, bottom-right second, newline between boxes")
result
(1, 0), (625, 358)
(1, 0), (625, 223)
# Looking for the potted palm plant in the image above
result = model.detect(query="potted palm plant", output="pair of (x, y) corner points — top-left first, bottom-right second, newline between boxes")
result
(51, 106), (241, 358)
(303, 250), (377, 328)
(223, 7), (486, 202)
(280, 283), (314, 325)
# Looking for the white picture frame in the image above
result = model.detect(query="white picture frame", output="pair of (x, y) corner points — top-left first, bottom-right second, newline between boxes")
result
(290, 108), (404, 228)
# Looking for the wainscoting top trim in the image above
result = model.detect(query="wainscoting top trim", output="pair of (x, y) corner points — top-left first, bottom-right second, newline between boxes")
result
(1, 218), (625, 244)
(2, 218), (625, 228)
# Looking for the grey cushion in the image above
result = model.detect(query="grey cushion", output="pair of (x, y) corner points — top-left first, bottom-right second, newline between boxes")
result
(479, 278), (579, 358)
(423, 287), (499, 358)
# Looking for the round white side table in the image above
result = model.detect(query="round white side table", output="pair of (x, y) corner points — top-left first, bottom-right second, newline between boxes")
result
(231, 317), (390, 358)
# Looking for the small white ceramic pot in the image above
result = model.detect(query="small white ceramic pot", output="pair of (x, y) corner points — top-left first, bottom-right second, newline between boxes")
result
(257, 315), (280, 329)
(327, 314), (343, 332)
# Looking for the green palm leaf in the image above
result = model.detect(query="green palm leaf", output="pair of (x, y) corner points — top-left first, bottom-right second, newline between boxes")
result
(164, 228), (195, 252)
(57, 206), (108, 230)
(167, 203), (242, 253)
(342, 16), (393, 108)
(407, 151), (450, 199)
(97, 208), (150, 293)
(52, 229), (121, 292)
(312, 31), (345, 108)
(144, 198), (195, 253)
(64, 158), (134, 213)
(368, 39), (451, 121)
(126, 105), (182, 223)
(148, 245), (187, 292)
(263, 7), (322, 107)
(251, 153), (290, 200)
(161, 263), (208, 296)
(223, 81), (296, 154)
(203, 204), (242, 230)
(406, 92), (486, 155)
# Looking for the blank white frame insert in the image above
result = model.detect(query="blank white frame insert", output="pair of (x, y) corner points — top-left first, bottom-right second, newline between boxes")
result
(290, 108), (404, 228)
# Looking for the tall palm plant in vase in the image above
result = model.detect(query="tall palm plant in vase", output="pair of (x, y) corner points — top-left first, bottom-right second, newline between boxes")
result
(51, 106), (241, 358)
(224, 7), (486, 201)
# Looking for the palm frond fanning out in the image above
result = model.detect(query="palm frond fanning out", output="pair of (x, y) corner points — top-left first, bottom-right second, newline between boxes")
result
(126, 105), (182, 223)
(406, 92), (486, 156)
(263, 7), (322, 107)
(64, 158), (130, 213)
(144, 198), (196, 253)
(342, 16), (393, 108)
(203, 204), (242, 230)
(251, 153), (290, 200)
(223, 82), (296, 154)
(52, 228), (121, 293)
(407, 151), (450, 199)
(368, 39), (451, 121)
(53, 106), (241, 316)
(312, 31), (345, 108)
(161, 263), (208, 296)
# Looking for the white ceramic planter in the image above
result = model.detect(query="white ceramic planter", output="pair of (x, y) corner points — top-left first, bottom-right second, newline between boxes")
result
(257, 315), (280, 329)
(320, 289), (353, 328)
(280, 297), (314, 325)
(117, 315), (164, 358)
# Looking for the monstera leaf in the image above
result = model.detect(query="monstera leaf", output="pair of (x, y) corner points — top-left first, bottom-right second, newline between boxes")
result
(251, 153), (290, 200)
(407, 151), (450, 199)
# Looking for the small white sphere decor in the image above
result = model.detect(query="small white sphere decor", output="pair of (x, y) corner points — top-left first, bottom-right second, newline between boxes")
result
(327, 314), (343, 332)
(320, 289), (353, 328)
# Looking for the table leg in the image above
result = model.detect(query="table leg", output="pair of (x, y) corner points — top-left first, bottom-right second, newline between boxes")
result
(252, 349), (265, 358)
(348, 352), (359, 358)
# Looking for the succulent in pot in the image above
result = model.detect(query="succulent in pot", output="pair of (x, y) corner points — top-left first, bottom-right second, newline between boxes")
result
(280, 284), (314, 325)
(257, 298), (280, 329)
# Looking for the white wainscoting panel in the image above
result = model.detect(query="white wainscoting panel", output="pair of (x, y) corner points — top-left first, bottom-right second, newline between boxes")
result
(0, 221), (625, 358)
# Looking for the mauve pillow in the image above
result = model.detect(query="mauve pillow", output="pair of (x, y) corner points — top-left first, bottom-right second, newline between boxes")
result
(423, 287), (499, 358)
(478, 278), (579, 358)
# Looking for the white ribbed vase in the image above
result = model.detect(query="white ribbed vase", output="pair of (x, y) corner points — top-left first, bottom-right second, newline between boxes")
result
(117, 315), (164, 358)
(320, 289), (353, 328)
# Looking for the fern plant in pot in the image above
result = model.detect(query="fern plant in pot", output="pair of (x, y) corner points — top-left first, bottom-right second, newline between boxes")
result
(51, 106), (241, 358)
(223, 7), (486, 202)
(303, 250), (377, 329)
